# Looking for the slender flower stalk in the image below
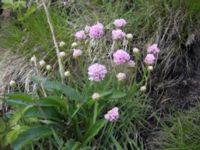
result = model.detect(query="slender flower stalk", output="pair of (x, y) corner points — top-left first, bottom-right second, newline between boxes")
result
(30, 55), (47, 97)
(41, 0), (65, 83)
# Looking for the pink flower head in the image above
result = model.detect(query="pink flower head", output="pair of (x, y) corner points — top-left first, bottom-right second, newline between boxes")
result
(144, 54), (156, 65)
(73, 49), (82, 58)
(147, 44), (160, 54)
(112, 29), (125, 40)
(75, 30), (86, 40)
(113, 18), (127, 28)
(88, 63), (107, 81)
(104, 107), (119, 122)
(113, 49), (130, 65)
(89, 22), (104, 39)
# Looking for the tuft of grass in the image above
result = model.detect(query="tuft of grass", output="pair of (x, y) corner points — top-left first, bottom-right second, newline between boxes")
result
(150, 105), (200, 150)
(1, 0), (199, 60)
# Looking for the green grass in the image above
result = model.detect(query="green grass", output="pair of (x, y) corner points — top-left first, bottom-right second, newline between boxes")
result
(1, 0), (199, 58)
(153, 106), (200, 150)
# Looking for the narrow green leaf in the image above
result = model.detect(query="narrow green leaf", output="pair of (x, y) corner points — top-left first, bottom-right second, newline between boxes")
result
(45, 81), (86, 103)
(5, 125), (29, 145)
(110, 91), (126, 99)
(5, 129), (20, 145)
(12, 126), (52, 150)
(100, 90), (113, 97)
(62, 139), (80, 150)
(37, 96), (66, 109)
(5, 93), (33, 106)
(9, 105), (33, 126)
(24, 106), (63, 120)
(111, 136), (123, 150)
(82, 119), (107, 145)
(0, 118), (6, 133)
(32, 76), (86, 103)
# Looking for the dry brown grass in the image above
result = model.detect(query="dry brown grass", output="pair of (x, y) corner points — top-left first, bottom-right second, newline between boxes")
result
(0, 49), (35, 93)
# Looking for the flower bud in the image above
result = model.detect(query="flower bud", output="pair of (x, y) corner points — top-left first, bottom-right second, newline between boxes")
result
(9, 80), (16, 88)
(73, 49), (82, 58)
(133, 47), (140, 53)
(71, 42), (78, 48)
(39, 60), (46, 67)
(64, 71), (70, 77)
(0, 87), (5, 93)
(140, 86), (146, 92)
(59, 41), (65, 48)
(127, 60), (135, 67)
(59, 51), (66, 58)
(30, 55), (36, 63)
(92, 92), (100, 100)
(46, 65), (52, 71)
(116, 73), (126, 81)
(76, 103), (80, 108)
(126, 33), (133, 40)
(147, 66), (153, 71)
(85, 25), (90, 33)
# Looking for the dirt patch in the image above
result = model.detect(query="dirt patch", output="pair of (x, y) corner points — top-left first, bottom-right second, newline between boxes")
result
(144, 31), (200, 149)
(150, 34), (200, 114)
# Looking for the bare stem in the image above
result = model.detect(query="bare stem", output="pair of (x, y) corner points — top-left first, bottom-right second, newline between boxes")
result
(41, 0), (65, 83)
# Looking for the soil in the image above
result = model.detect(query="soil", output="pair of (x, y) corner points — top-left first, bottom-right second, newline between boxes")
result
(144, 34), (200, 150)
(150, 36), (200, 114)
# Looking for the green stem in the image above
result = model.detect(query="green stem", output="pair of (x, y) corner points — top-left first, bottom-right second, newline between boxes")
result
(93, 102), (98, 124)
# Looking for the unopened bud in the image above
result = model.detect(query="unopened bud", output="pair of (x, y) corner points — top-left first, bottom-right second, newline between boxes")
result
(64, 71), (70, 77)
(73, 49), (82, 58)
(59, 41), (65, 48)
(85, 25), (90, 33)
(116, 73), (126, 81)
(71, 42), (78, 48)
(127, 60), (135, 68)
(147, 66), (153, 71)
(92, 92), (100, 100)
(9, 80), (16, 88)
(133, 47), (140, 53)
(39, 60), (46, 67)
(30, 55), (36, 63)
(126, 33), (133, 40)
(59, 51), (66, 58)
(140, 86), (146, 92)
(46, 65), (52, 71)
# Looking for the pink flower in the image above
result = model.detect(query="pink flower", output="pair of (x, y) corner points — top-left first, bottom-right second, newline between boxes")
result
(144, 54), (156, 65)
(147, 44), (160, 54)
(75, 30), (86, 40)
(73, 49), (82, 58)
(104, 107), (119, 122)
(113, 18), (127, 28)
(113, 49), (130, 65)
(88, 63), (107, 81)
(89, 22), (104, 39)
(112, 29), (125, 40)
